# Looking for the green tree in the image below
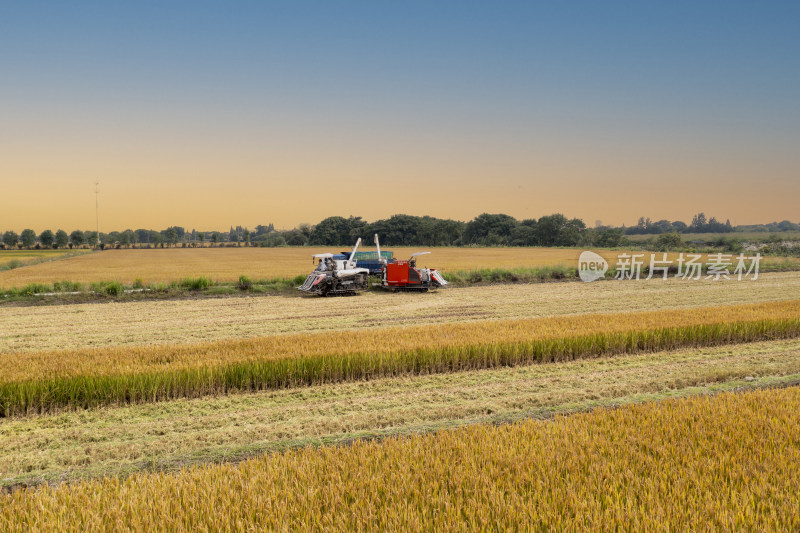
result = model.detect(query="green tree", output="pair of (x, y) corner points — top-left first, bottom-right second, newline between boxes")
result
(690, 213), (708, 232)
(364, 214), (425, 246)
(510, 220), (539, 246)
(2, 231), (18, 248)
(118, 230), (131, 247)
(671, 221), (688, 232)
(285, 230), (308, 246)
(20, 229), (37, 248)
(70, 230), (85, 247)
(298, 223), (312, 240)
(86, 231), (98, 247)
(55, 230), (69, 248)
(535, 214), (586, 246)
(165, 227), (178, 246)
(463, 214), (517, 245)
(310, 216), (365, 245)
(596, 228), (624, 247)
(39, 229), (55, 248)
(135, 229), (151, 243)
(428, 218), (466, 246)
(654, 232), (683, 251)
(261, 234), (287, 247)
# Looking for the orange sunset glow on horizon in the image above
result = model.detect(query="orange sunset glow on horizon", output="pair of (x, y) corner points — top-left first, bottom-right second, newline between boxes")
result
(2, 3), (798, 233)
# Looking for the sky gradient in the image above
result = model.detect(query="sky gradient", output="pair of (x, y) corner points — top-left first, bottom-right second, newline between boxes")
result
(2, 1), (799, 232)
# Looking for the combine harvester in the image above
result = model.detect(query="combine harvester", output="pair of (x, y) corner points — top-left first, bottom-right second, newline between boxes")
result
(297, 238), (371, 296)
(374, 234), (448, 292)
(297, 235), (448, 296)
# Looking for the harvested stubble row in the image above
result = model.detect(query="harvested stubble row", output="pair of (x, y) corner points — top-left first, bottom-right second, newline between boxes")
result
(2, 300), (800, 416)
(4, 386), (800, 531)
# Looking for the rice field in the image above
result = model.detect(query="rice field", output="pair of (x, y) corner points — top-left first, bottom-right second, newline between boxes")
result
(3, 248), (799, 527)
(4, 271), (800, 354)
(4, 386), (799, 531)
(0, 247), (602, 287)
(3, 246), (789, 288)
(3, 300), (800, 416)
(3, 338), (798, 489)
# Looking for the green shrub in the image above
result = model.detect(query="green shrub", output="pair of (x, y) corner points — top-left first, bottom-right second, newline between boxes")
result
(21, 283), (51, 295)
(53, 280), (81, 292)
(654, 232), (683, 252)
(104, 282), (123, 296)
(180, 277), (212, 291)
(237, 275), (253, 291)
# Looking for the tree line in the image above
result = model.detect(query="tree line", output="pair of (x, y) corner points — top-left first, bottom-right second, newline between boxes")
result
(624, 214), (800, 235)
(2, 213), (798, 250)
(0, 225), (274, 250)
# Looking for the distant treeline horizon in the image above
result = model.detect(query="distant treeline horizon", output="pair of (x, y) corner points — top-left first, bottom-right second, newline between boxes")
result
(2, 213), (800, 249)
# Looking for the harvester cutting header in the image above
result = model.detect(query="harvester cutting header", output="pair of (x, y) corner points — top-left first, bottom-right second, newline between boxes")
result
(297, 238), (371, 296)
(298, 234), (448, 296)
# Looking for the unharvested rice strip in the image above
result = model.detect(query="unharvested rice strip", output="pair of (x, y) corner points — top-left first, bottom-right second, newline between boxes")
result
(2, 300), (800, 416)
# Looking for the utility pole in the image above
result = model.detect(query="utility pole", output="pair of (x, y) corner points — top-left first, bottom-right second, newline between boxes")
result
(95, 181), (100, 249)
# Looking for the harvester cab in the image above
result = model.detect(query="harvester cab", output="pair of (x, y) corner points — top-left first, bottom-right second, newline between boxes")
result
(298, 239), (370, 296)
(374, 234), (449, 292)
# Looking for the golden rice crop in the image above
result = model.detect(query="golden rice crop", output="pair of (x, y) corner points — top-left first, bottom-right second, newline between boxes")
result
(0, 247), (607, 286)
(2, 300), (800, 416)
(3, 386), (799, 531)
(0, 246), (745, 287)
(3, 338), (799, 491)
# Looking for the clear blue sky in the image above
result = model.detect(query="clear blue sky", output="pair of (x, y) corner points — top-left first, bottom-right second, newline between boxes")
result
(2, 1), (799, 230)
